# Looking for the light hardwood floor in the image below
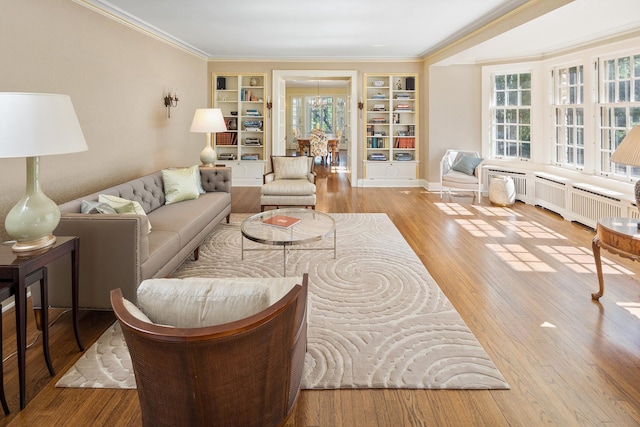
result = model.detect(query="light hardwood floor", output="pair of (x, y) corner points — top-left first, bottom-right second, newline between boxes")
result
(2, 158), (640, 426)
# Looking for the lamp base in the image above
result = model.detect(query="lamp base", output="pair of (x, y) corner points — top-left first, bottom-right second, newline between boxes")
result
(12, 234), (56, 256)
(200, 133), (217, 166)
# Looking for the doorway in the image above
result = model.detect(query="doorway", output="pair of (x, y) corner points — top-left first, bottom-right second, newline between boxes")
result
(272, 70), (358, 186)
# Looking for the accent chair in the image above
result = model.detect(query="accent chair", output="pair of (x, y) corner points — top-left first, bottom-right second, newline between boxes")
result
(110, 273), (309, 427)
(260, 155), (316, 211)
(440, 149), (483, 201)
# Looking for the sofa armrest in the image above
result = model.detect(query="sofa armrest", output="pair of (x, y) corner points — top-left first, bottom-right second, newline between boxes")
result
(200, 167), (232, 193)
(34, 213), (149, 310)
(307, 171), (316, 184)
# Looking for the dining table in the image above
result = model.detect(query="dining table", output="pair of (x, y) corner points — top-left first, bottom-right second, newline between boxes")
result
(296, 138), (339, 165)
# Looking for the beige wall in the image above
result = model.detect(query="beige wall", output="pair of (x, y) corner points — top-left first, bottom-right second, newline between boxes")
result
(427, 65), (482, 186)
(0, 0), (208, 241)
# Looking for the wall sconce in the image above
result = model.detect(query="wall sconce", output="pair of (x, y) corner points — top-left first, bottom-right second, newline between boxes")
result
(164, 90), (179, 118)
(358, 97), (364, 118)
(266, 96), (272, 118)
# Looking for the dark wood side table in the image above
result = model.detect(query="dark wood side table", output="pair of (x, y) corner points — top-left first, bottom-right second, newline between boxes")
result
(0, 236), (84, 409)
(591, 218), (640, 300)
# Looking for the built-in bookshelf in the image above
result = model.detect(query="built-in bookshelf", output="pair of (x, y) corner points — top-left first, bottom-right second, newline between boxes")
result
(363, 73), (419, 186)
(212, 73), (267, 186)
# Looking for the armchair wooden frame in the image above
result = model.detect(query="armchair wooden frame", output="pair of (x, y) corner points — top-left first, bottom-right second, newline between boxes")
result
(110, 273), (308, 427)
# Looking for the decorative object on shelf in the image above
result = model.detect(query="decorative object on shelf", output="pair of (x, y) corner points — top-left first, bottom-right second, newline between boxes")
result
(216, 77), (226, 90)
(396, 79), (402, 90)
(0, 93), (88, 254)
(610, 125), (640, 222)
(266, 96), (272, 118)
(311, 80), (327, 111)
(163, 90), (179, 118)
(190, 108), (227, 166)
(372, 80), (384, 87)
(249, 77), (258, 86)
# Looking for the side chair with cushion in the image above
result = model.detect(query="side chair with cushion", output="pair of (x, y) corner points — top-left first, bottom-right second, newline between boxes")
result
(261, 155), (316, 211)
(309, 127), (328, 165)
(110, 273), (309, 427)
(440, 149), (483, 201)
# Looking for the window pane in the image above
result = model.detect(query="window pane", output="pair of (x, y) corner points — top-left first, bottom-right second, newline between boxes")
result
(495, 110), (505, 123)
(634, 55), (640, 77)
(567, 108), (574, 125)
(507, 142), (518, 156)
(619, 81), (630, 102)
(631, 107), (640, 125)
(508, 91), (518, 105)
(615, 108), (627, 127)
(577, 148), (584, 166)
(519, 109), (530, 124)
(607, 60), (615, 80)
(496, 125), (504, 139)
(507, 125), (517, 140)
(569, 87), (576, 104)
(521, 90), (531, 106)
(507, 74), (518, 89)
(495, 75), (505, 90)
(495, 140), (504, 156)
(576, 108), (584, 126)
(521, 143), (531, 159)
(506, 109), (517, 123)
(619, 57), (631, 79)
(567, 147), (574, 164)
(608, 82), (616, 103)
(577, 128), (584, 146)
(635, 79), (640, 102)
(519, 73), (531, 89)
(519, 125), (530, 142)
(496, 91), (505, 106)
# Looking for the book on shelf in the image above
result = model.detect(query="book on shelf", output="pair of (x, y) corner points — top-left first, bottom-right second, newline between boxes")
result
(262, 215), (301, 229)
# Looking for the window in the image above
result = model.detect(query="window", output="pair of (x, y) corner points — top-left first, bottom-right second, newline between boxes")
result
(598, 53), (640, 179)
(553, 66), (585, 168)
(491, 73), (531, 159)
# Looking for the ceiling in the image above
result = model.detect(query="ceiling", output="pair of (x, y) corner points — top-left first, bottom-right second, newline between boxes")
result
(79, 0), (640, 64)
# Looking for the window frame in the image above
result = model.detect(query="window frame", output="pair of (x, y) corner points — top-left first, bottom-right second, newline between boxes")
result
(552, 64), (585, 170)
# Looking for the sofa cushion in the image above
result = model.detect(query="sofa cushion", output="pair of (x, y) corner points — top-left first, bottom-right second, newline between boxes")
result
(443, 170), (479, 184)
(162, 166), (201, 205)
(273, 156), (309, 180)
(137, 277), (272, 327)
(99, 194), (152, 233)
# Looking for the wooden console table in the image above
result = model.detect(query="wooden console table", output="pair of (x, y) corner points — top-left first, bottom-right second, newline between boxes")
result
(591, 217), (640, 300)
(0, 236), (84, 409)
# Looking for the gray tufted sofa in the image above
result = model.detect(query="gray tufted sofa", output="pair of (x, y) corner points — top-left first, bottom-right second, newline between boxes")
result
(32, 166), (232, 312)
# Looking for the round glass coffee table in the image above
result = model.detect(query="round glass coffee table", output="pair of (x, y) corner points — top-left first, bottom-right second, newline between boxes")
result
(241, 208), (336, 276)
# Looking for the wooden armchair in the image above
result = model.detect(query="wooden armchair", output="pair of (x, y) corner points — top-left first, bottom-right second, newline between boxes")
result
(110, 274), (309, 427)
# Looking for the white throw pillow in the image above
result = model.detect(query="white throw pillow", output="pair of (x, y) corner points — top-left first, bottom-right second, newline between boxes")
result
(273, 156), (309, 180)
(162, 165), (201, 205)
(137, 278), (272, 328)
(98, 194), (152, 233)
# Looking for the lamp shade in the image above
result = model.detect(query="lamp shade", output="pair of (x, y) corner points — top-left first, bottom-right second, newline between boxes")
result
(189, 108), (227, 133)
(0, 93), (88, 157)
(610, 125), (640, 167)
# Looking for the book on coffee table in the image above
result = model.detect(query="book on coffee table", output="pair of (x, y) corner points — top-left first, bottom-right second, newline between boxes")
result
(262, 215), (301, 229)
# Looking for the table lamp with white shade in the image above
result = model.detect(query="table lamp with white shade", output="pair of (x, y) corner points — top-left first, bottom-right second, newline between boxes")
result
(0, 93), (88, 254)
(610, 125), (640, 217)
(189, 108), (227, 166)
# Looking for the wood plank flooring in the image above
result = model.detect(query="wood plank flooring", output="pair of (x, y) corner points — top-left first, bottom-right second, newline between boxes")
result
(2, 159), (639, 426)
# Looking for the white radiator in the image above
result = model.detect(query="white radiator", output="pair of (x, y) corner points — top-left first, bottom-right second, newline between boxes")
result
(534, 174), (568, 217)
(570, 186), (622, 228)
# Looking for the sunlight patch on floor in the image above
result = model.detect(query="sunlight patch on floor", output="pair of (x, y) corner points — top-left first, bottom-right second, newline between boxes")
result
(498, 220), (567, 239)
(473, 205), (522, 217)
(435, 202), (474, 216)
(537, 245), (635, 275)
(486, 243), (555, 272)
(456, 219), (506, 237)
(616, 302), (640, 319)
(540, 321), (557, 328)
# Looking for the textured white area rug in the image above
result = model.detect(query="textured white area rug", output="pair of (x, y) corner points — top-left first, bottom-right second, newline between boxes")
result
(57, 213), (509, 390)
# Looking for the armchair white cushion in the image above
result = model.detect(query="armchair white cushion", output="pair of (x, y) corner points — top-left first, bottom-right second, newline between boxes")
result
(261, 156), (316, 211)
(135, 276), (303, 327)
(440, 149), (483, 201)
